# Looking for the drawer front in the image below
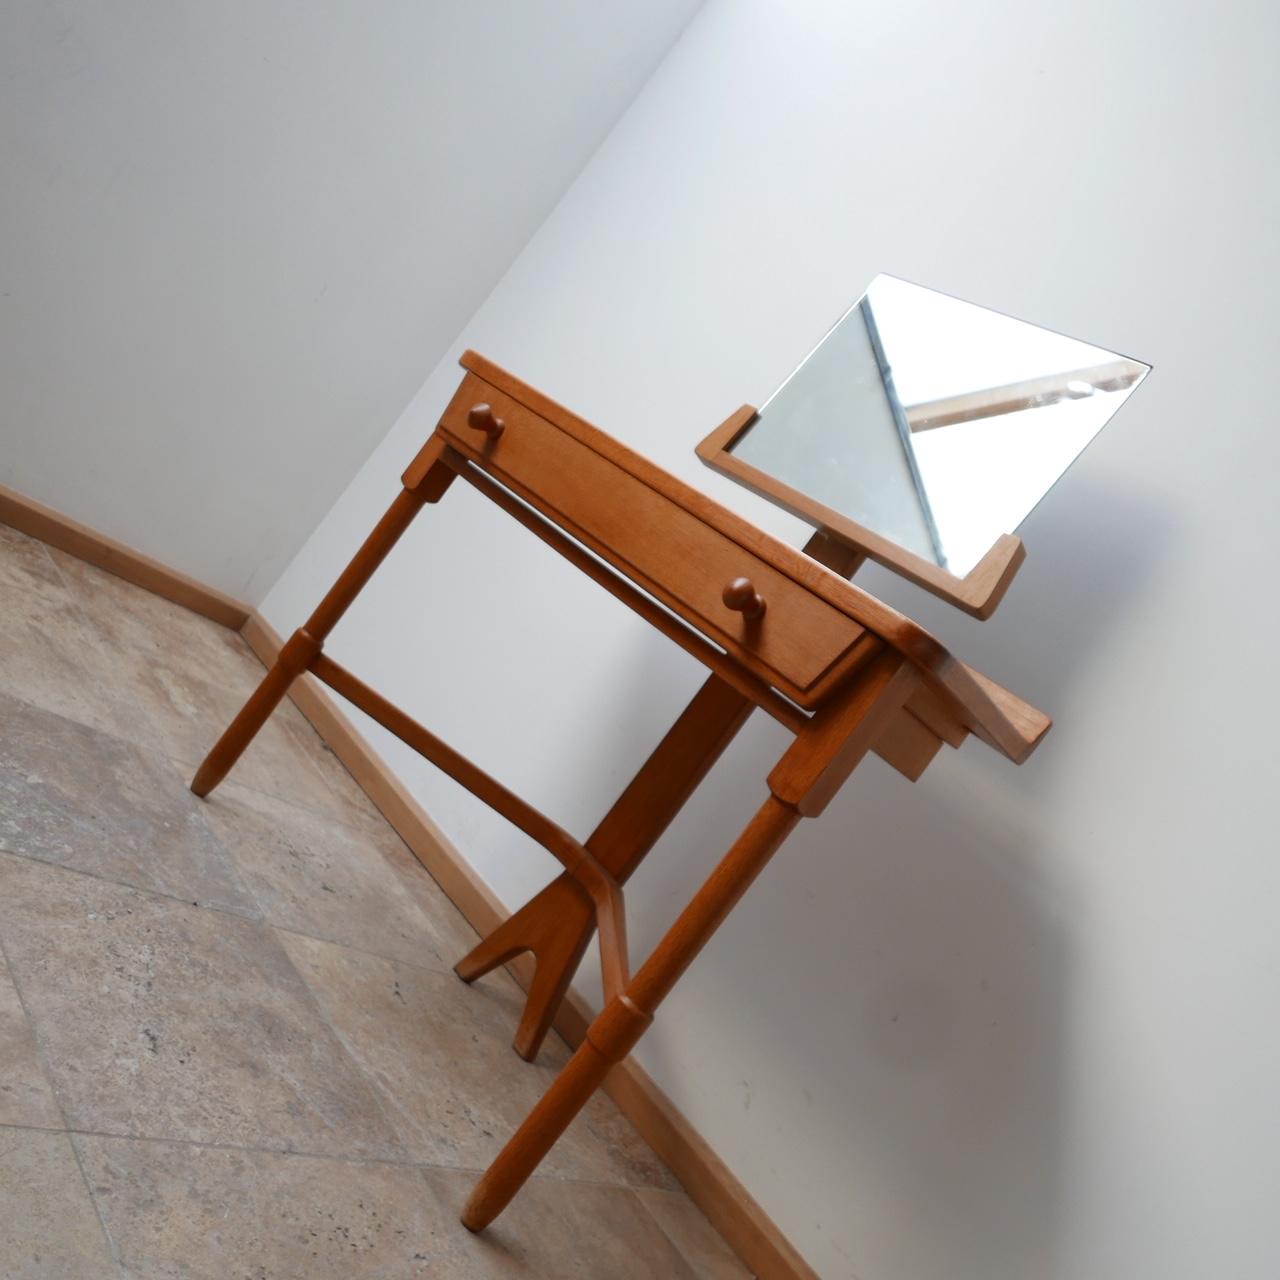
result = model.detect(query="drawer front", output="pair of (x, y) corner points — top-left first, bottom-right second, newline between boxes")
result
(438, 375), (869, 705)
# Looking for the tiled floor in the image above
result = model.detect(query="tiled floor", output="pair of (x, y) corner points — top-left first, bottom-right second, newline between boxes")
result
(0, 523), (751, 1279)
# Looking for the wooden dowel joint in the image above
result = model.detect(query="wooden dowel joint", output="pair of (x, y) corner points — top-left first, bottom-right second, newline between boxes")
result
(585, 994), (653, 1065)
(279, 626), (323, 671)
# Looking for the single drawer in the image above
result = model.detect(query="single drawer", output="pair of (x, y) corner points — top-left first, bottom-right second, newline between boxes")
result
(435, 372), (872, 707)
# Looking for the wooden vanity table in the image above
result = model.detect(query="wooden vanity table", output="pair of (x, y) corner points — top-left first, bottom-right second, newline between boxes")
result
(190, 349), (1051, 1232)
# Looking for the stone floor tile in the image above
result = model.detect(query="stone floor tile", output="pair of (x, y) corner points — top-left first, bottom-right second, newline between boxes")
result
(76, 1134), (443, 1280)
(0, 1128), (120, 1278)
(0, 692), (256, 914)
(278, 931), (677, 1190)
(75, 1135), (697, 1280)
(0, 948), (61, 1129)
(46, 548), (262, 693)
(272, 697), (389, 830)
(0, 854), (405, 1161)
(636, 1188), (755, 1279)
(374, 830), (488, 964)
(0, 525), (138, 735)
(420, 1168), (700, 1279)
(199, 780), (461, 970)
(161, 667), (388, 837)
(99, 650), (343, 821)
(28, 545), (367, 830)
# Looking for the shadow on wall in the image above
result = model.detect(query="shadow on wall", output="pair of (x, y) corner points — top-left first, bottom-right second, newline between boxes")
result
(565, 472), (1178, 1280)
(1006, 470), (1180, 710)
(628, 701), (1076, 1278)
(870, 469), (1182, 722)
(483, 458), (1176, 1278)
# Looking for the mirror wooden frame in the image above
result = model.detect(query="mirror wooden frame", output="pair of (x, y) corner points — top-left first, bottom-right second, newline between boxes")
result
(696, 407), (1025, 619)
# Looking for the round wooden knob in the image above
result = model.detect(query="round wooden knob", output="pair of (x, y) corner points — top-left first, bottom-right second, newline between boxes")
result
(467, 403), (505, 439)
(722, 577), (766, 620)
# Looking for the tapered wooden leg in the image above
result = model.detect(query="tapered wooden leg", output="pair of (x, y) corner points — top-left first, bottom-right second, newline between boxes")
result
(191, 464), (452, 799)
(462, 1016), (630, 1232)
(462, 794), (801, 1231)
(454, 874), (596, 1061)
(455, 673), (753, 1059)
(190, 627), (321, 795)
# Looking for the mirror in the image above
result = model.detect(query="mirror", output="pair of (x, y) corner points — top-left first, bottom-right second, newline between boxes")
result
(723, 275), (1150, 579)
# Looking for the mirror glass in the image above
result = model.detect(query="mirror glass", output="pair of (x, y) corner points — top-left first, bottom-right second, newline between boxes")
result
(728, 275), (1150, 576)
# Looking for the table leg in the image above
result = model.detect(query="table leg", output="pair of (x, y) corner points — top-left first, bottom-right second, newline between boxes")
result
(454, 672), (754, 1059)
(192, 445), (454, 797)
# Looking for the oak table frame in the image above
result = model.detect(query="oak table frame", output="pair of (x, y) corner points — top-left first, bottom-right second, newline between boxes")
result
(191, 350), (1050, 1233)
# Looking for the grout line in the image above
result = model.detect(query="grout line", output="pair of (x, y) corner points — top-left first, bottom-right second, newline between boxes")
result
(0, 1119), (673, 1196)
(0, 845), (264, 924)
(0, 928), (127, 1274)
(259, 920), (485, 1182)
(266, 921), (461, 980)
(0, 1120), (69, 1137)
(66, 1126), (128, 1276)
(0, 843), (474, 986)
(0, 931), (73, 1135)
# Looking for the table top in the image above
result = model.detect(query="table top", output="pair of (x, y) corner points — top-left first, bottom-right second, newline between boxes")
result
(432, 351), (1049, 765)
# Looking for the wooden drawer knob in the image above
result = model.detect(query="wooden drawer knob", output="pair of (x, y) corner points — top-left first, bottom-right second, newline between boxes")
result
(467, 403), (505, 439)
(722, 577), (766, 620)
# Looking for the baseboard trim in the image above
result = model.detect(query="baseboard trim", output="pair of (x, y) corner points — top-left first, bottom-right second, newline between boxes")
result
(241, 611), (818, 1280)
(0, 482), (251, 630)
(0, 478), (815, 1279)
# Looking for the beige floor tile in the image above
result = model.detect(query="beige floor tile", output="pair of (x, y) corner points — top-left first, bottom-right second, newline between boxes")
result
(0, 854), (405, 1161)
(0, 1128), (120, 1278)
(0, 692), (256, 914)
(0, 948), (61, 1129)
(278, 930), (678, 1190)
(161, 666), (388, 837)
(375, 832), (488, 964)
(272, 697), (389, 831)
(46, 548), (262, 693)
(76, 1134), (443, 1280)
(75, 1135), (698, 1280)
(97, 649), (343, 822)
(0, 524), (73, 612)
(637, 1188), (755, 1279)
(37, 546), (379, 832)
(199, 780), (463, 970)
(0, 526), (139, 735)
(420, 1168), (700, 1279)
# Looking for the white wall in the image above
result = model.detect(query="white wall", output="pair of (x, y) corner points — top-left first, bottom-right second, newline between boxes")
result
(262, 2), (1280, 1277)
(0, 0), (701, 600)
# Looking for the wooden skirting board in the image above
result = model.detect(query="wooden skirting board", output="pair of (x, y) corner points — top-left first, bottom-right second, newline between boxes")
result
(1, 485), (818, 1280)
(0, 482), (250, 630)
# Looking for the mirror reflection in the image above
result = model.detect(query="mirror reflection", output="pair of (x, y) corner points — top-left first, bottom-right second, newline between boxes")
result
(730, 275), (1150, 576)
